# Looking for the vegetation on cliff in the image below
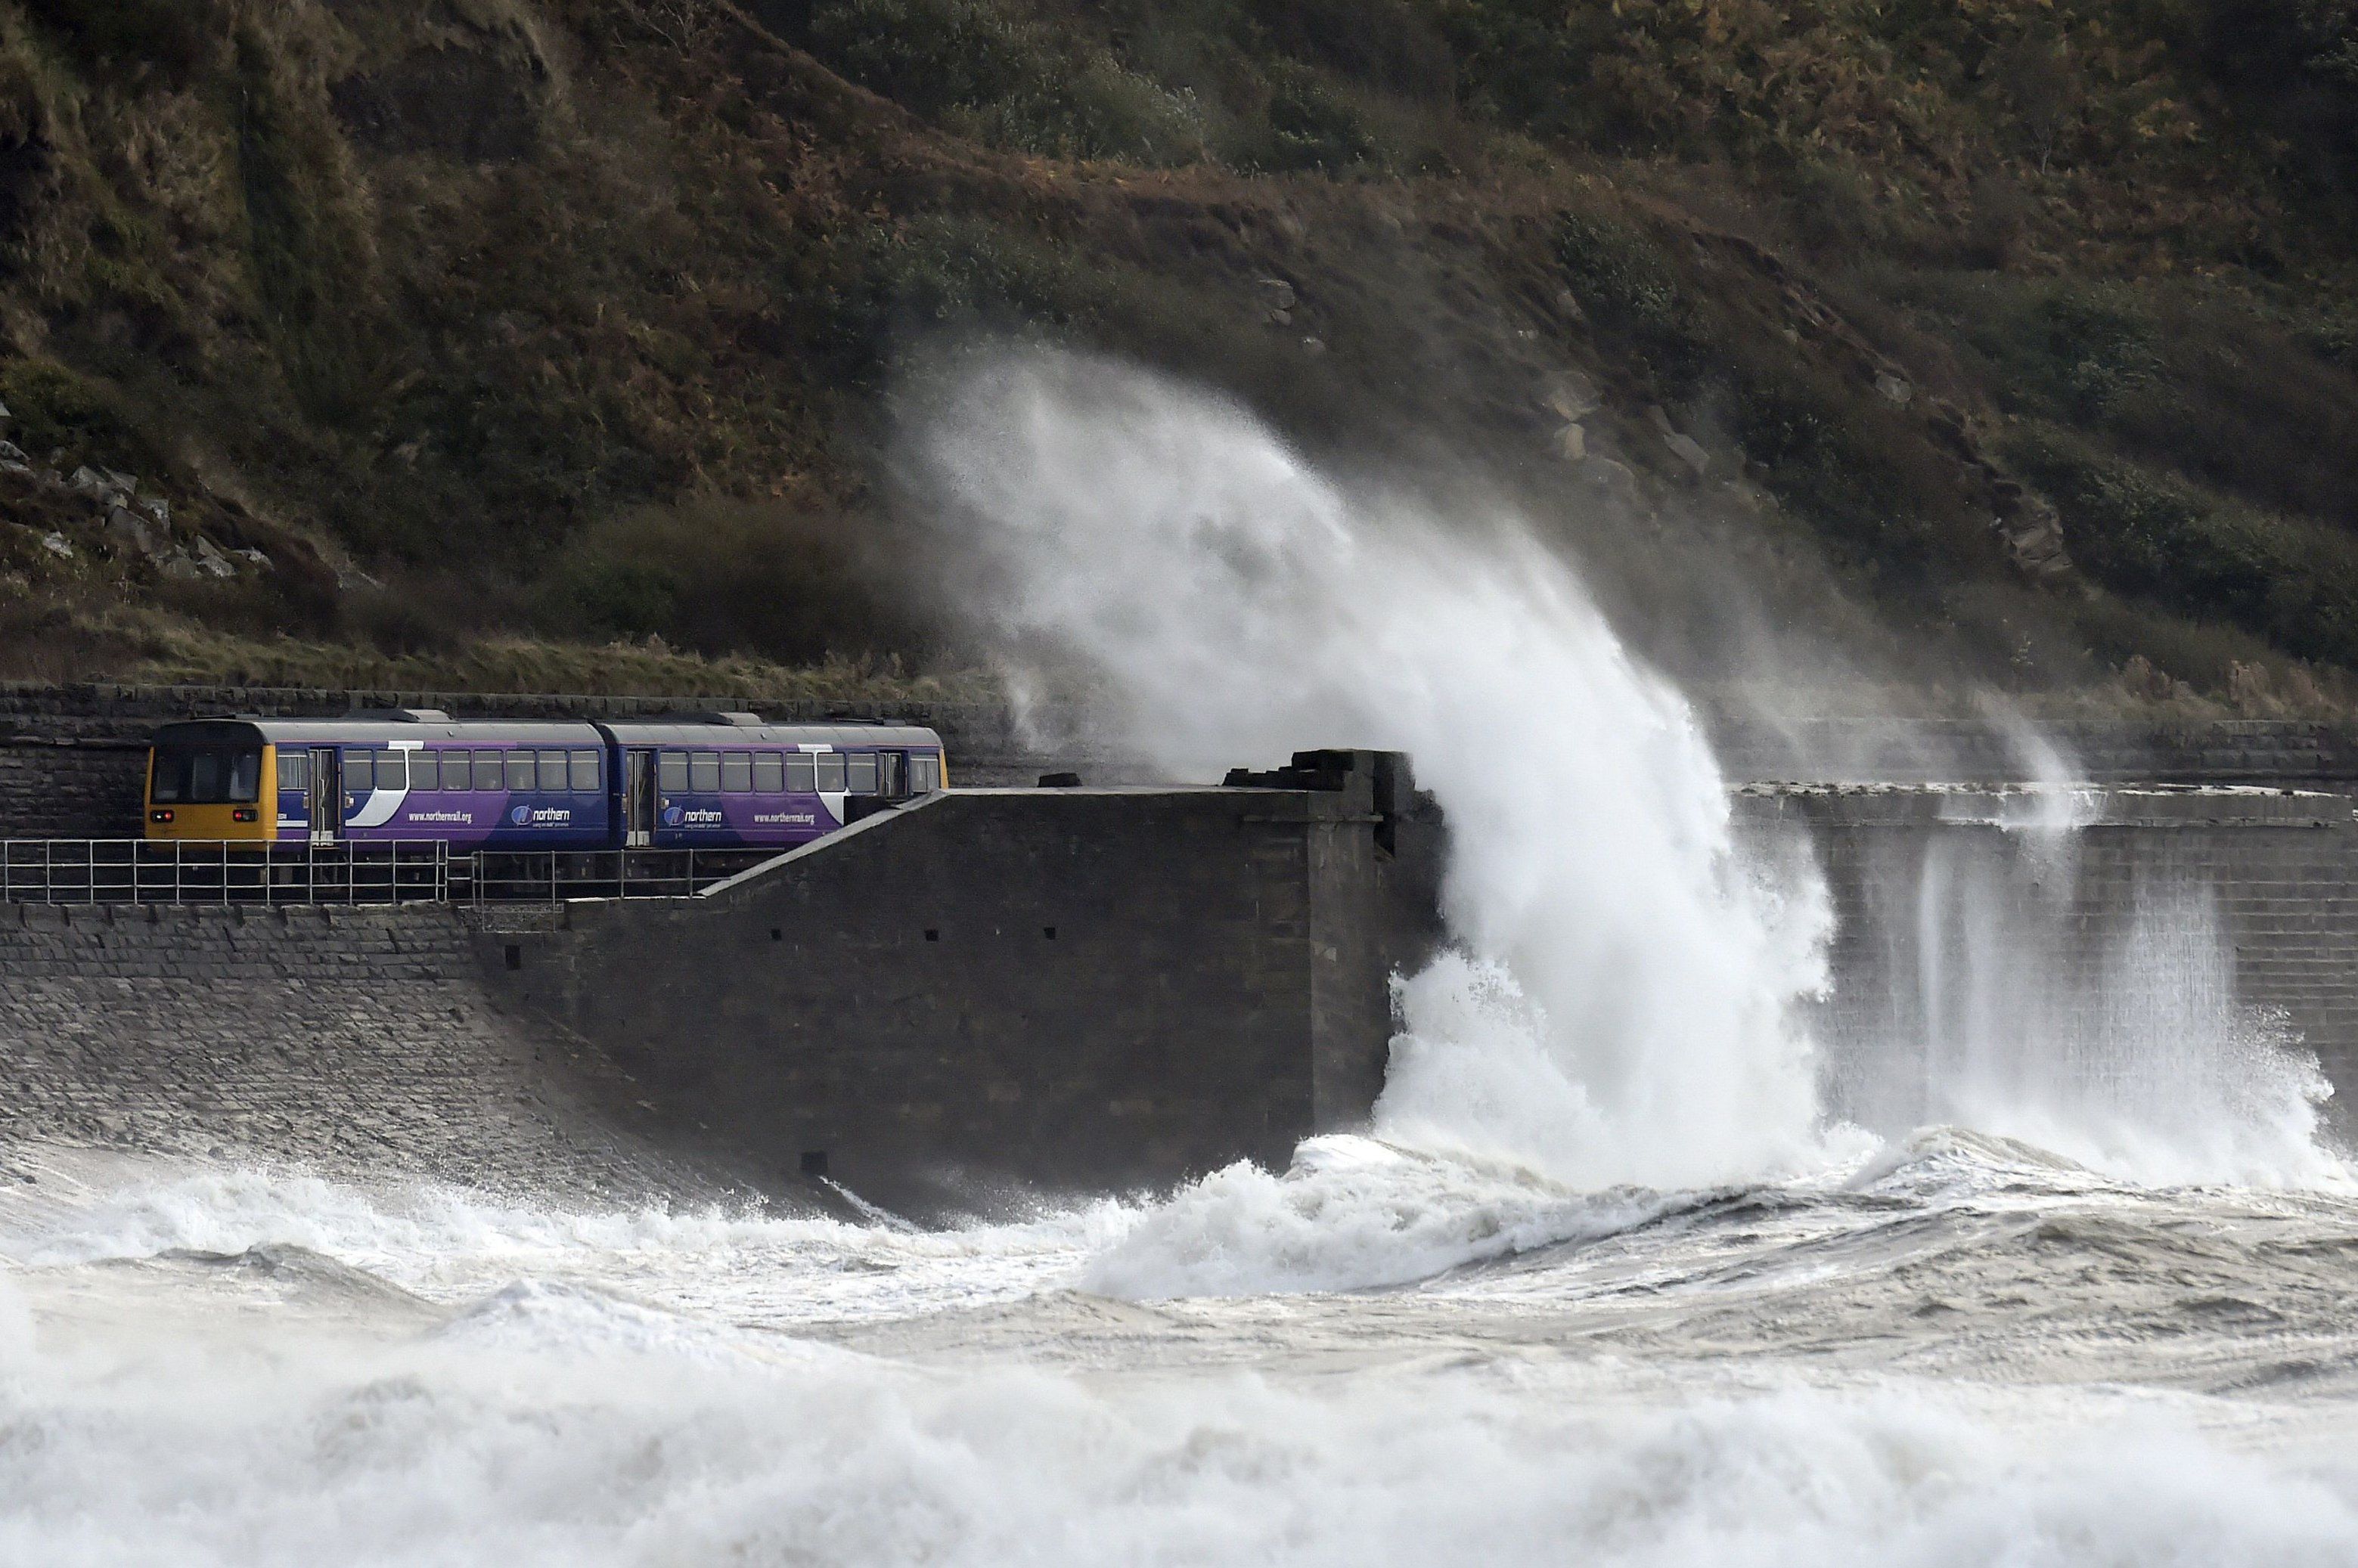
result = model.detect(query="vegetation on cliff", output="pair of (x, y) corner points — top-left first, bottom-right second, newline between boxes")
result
(2, 0), (2357, 714)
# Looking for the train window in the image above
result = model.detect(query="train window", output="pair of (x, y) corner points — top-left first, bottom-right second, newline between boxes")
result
(344, 751), (374, 792)
(847, 752), (878, 795)
(912, 753), (939, 795)
(507, 751), (537, 791)
(753, 752), (783, 792)
(473, 750), (504, 791)
(569, 750), (601, 792)
(278, 751), (308, 791)
(690, 751), (721, 792)
(659, 751), (688, 792)
(787, 752), (816, 792)
(816, 751), (846, 792)
(153, 745), (263, 804)
(407, 751), (437, 791)
(538, 750), (569, 791)
(721, 751), (752, 792)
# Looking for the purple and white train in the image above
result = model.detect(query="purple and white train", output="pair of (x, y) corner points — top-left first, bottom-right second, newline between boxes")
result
(144, 709), (945, 851)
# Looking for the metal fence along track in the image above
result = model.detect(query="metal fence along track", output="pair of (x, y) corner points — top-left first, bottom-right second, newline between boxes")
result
(0, 841), (765, 906)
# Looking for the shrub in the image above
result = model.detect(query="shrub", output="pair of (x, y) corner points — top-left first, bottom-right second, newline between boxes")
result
(2009, 426), (2358, 665)
(802, 0), (1205, 160)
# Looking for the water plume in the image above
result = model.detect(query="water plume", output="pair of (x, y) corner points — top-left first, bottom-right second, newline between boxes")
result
(910, 348), (1832, 1190)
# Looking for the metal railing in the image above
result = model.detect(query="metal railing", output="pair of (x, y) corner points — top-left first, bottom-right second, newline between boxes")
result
(0, 839), (451, 906)
(0, 840), (776, 906)
(455, 848), (768, 904)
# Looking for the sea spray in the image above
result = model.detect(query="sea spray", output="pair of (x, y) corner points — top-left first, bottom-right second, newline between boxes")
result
(1826, 822), (2341, 1188)
(911, 348), (1832, 1191)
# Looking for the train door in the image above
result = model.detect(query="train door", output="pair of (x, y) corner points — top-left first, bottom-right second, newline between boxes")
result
(623, 748), (656, 848)
(306, 747), (342, 845)
(877, 750), (909, 801)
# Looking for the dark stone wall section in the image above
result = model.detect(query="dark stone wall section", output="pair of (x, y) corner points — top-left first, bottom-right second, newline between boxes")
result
(0, 901), (703, 1195)
(1739, 788), (2358, 1140)
(479, 758), (1442, 1213)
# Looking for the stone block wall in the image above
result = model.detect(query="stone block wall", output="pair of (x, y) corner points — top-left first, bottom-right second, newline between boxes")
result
(480, 761), (1443, 1213)
(1739, 787), (2358, 1140)
(0, 900), (700, 1195)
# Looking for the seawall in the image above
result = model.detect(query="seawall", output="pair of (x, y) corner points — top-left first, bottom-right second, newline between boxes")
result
(479, 764), (1444, 1212)
(1739, 786), (2358, 1142)
(0, 900), (708, 1198)
(14, 682), (2358, 1200)
(0, 751), (1444, 1212)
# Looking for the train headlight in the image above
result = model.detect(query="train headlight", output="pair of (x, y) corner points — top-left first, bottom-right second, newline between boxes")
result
(150, 809), (173, 824)
(232, 807), (257, 823)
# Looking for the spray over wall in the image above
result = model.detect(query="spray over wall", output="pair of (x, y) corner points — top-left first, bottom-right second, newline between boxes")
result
(911, 349), (1832, 1191)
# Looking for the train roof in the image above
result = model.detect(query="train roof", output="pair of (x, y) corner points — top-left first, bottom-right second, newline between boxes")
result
(594, 720), (944, 748)
(152, 715), (945, 749)
(154, 716), (609, 746)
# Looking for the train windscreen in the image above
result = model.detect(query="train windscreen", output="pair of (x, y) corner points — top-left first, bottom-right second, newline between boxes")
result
(150, 743), (262, 804)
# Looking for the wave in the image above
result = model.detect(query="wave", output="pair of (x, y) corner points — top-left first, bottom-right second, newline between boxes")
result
(1081, 1134), (1693, 1299)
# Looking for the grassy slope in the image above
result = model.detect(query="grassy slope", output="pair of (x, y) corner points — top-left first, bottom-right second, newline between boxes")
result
(1, 0), (2357, 716)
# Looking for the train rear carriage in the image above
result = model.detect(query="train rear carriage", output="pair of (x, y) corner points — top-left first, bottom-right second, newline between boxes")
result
(145, 712), (611, 848)
(594, 714), (945, 850)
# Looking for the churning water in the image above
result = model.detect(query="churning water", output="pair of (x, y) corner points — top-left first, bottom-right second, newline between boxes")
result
(7, 349), (2358, 1563)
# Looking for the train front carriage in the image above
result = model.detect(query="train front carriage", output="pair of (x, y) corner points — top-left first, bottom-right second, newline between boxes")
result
(146, 712), (612, 850)
(145, 720), (277, 841)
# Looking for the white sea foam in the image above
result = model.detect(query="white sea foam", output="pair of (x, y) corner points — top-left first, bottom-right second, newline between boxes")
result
(1081, 1133), (1685, 1299)
(2, 1312), (2352, 1568)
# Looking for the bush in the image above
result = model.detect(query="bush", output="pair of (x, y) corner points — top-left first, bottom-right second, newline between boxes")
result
(803, 0), (1205, 160)
(541, 499), (930, 664)
(20, 0), (217, 80)
(2009, 426), (2358, 665)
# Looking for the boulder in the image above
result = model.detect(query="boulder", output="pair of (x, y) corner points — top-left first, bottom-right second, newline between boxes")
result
(1663, 431), (1711, 477)
(1553, 422), (1587, 462)
(71, 466), (135, 509)
(38, 531), (71, 560)
(104, 505), (158, 558)
(194, 538), (237, 578)
(1543, 371), (1600, 421)
(1255, 277), (1298, 311)
(1996, 488), (2073, 582)
(1582, 456), (1642, 503)
(1875, 370), (1914, 407)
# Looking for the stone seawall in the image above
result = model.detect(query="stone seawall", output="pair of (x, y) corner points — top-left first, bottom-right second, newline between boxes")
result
(480, 758), (1444, 1213)
(1739, 786), (2358, 1142)
(0, 753), (1444, 1213)
(0, 901), (703, 1196)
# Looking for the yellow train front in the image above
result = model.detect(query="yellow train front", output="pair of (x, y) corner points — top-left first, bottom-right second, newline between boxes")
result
(143, 720), (279, 842)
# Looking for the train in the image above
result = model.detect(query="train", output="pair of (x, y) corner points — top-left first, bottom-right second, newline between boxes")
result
(143, 710), (947, 851)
